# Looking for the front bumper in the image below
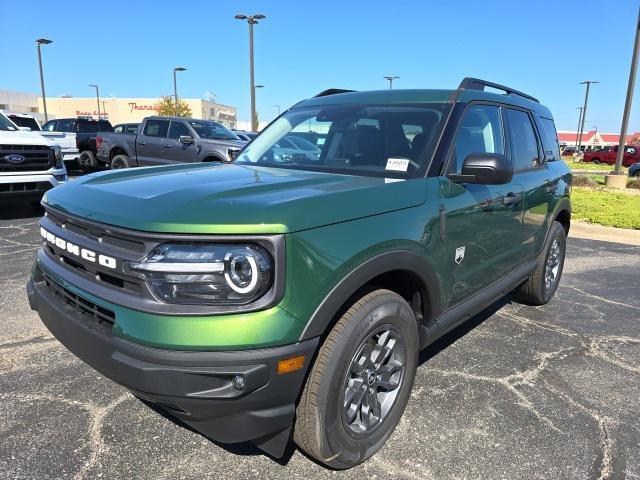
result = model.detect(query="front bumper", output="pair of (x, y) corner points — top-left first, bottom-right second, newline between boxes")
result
(27, 274), (319, 456)
(0, 169), (67, 198)
(62, 148), (80, 163)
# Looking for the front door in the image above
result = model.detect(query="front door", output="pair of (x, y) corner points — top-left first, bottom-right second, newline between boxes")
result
(162, 121), (198, 163)
(137, 119), (169, 166)
(440, 104), (523, 308)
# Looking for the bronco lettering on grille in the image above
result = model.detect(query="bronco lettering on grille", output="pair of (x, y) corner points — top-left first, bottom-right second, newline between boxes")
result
(41, 227), (117, 269)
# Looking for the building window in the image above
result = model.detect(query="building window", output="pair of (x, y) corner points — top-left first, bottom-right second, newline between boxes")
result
(0, 104), (7, 110)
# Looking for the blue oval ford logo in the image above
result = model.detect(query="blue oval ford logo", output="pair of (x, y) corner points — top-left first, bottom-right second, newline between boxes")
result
(4, 154), (26, 164)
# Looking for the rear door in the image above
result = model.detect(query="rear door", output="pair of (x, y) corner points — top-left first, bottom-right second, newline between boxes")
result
(162, 121), (198, 163)
(137, 119), (169, 166)
(504, 109), (552, 263)
(441, 104), (523, 307)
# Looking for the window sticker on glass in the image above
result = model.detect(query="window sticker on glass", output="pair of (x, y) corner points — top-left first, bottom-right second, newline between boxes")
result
(385, 158), (409, 172)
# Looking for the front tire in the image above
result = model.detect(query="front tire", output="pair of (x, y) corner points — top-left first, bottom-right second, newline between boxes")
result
(294, 289), (418, 469)
(515, 221), (566, 305)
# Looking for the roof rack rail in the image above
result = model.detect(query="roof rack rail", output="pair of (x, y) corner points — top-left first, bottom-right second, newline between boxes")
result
(314, 88), (355, 98)
(458, 77), (539, 103)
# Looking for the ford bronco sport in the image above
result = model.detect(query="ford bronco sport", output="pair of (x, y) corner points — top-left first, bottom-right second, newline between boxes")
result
(27, 78), (571, 469)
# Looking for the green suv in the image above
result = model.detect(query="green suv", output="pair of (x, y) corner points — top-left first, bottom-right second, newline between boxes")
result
(27, 78), (571, 469)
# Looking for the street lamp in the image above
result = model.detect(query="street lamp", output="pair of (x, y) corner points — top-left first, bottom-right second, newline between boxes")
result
(384, 75), (399, 89)
(574, 107), (583, 154)
(576, 80), (599, 158)
(612, 5), (640, 179)
(36, 38), (52, 122)
(88, 84), (100, 120)
(173, 67), (186, 116)
(235, 13), (266, 131)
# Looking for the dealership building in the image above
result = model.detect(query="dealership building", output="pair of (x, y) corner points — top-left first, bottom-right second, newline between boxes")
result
(30, 96), (236, 128)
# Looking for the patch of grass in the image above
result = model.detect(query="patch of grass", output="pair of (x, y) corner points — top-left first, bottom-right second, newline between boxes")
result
(563, 159), (624, 172)
(572, 187), (640, 229)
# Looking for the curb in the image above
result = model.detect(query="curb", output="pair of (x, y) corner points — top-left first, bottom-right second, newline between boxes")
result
(568, 221), (640, 246)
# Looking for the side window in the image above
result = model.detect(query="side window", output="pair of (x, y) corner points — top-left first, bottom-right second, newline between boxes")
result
(42, 121), (56, 132)
(143, 120), (169, 138)
(505, 109), (542, 170)
(625, 146), (636, 155)
(167, 121), (191, 140)
(114, 125), (123, 133)
(538, 117), (560, 162)
(57, 119), (75, 132)
(453, 105), (504, 172)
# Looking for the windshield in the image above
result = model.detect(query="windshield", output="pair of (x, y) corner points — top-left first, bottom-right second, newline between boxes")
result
(8, 115), (41, 131)
(235, 104), (449, 178)
(0, 113), (18, 131)
(189, 120), (239, 140)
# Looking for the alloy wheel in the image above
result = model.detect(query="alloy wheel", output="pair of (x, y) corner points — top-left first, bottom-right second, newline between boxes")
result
(544, 238), (562, 291)
(342, 327), (405, 435)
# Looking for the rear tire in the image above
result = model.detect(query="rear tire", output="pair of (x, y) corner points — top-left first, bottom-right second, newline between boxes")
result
(515, 221), (566, 305)
(78, 150), (97, 171)
(294, 289), (418, 469)
(591, 158), (601, 164)
(110, 154), (130, 169)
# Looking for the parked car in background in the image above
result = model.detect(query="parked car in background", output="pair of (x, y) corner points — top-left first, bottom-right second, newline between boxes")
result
(113, 123), (139, 135)
(232, 130), (257, 142)
(561, 146), (577, 156)
(42, 117), (114, 171)
(0, 111), (66, 203)
(583, 145), (640, 166)
(628, 162), (640, 178)
(260, 134), (321, 163)
(96, 116), (246, 169)
(5, 112), (80, 166)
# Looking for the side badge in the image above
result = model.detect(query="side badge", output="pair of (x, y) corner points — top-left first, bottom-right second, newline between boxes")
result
(455, 246), (465, 264)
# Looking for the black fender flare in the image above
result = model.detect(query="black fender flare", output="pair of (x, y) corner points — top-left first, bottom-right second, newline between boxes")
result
(299, 250), (442, 341)
(551, 195), (571, 228)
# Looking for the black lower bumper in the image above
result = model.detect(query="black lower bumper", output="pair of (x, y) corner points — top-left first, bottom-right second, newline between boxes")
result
(27, 278), (319, 457)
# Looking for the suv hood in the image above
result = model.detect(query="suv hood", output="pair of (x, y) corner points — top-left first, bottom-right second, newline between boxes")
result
(44, 163), (426, 234)
(0, 129), (57, 146)
(199, 137), (247, 148)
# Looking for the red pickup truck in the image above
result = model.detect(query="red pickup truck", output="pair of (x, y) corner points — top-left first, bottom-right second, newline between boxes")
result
(583, 145), (640, 167)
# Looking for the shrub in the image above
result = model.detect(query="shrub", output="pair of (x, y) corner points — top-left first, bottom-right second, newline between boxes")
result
(572, 174), (597, 188)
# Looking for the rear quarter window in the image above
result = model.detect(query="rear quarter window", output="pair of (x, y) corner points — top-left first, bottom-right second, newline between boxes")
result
(538, 117), (561, 162)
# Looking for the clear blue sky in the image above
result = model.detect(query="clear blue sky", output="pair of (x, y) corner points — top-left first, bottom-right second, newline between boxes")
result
(1, 0), (639, 132)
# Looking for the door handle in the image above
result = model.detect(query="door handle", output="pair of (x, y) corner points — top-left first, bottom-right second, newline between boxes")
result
(163, 144), (171, 148)
(503, 192), (521, 206)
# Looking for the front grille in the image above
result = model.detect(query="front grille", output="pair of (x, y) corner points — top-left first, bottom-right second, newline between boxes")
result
(43, 273), (115, 331)
(0, 144), (53, 172)
(0, 181), (51, 194)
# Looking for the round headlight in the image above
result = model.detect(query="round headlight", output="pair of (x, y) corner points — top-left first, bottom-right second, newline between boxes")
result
(225, 253), (258, 293)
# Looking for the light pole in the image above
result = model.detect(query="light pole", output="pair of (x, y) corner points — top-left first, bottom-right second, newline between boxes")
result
(384, 75), (399, 89)
(612, 5), (640, 180)
(235, 14), (266, 131)
(274, 105), (281, 116)
(88, 84), (100, 119)
(574, 107), (583, 154)
(173, 67), (186, 116)
(36, 38), (52, 122)
(253, 85), (264, 129)
(576, 80), (599, 158)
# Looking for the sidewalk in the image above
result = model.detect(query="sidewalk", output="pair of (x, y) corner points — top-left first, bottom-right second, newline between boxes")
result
(569, 220), (640, 246)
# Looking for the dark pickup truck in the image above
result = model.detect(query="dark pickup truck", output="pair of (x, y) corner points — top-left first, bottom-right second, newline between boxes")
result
(96, 116), (246, 169)
(42, 117), (114, 171)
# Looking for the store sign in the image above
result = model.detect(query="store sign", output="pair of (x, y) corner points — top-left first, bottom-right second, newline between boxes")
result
(76, 110), (109, 117)
(128, 102), (159, 112)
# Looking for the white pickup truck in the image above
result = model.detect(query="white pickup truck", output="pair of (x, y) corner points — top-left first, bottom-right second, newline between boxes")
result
(5, 112), (80, 165)
(0, 112), (67, 204)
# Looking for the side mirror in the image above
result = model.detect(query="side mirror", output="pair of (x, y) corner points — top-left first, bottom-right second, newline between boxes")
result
(179, 135), (194, 144)
(18, 126), (32, 131)
(449, 153), (513, 185)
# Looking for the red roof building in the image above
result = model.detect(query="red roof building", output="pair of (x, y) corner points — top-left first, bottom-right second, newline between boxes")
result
(557, 130), (640, 149)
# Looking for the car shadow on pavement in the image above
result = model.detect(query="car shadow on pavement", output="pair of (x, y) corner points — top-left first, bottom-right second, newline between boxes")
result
(135, 396), (298, 465)
(418, 295), (511, 366)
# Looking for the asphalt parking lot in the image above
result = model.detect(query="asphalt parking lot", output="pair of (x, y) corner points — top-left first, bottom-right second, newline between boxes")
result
(1, 205), (639, 480)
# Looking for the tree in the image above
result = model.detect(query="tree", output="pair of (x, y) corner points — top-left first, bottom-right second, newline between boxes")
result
(154, 96), (192, 117)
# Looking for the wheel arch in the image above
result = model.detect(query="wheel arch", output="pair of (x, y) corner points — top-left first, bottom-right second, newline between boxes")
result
(299, 250), (442, 344)
(553, 196), (571, 236)
(202, 154), (225, 162)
